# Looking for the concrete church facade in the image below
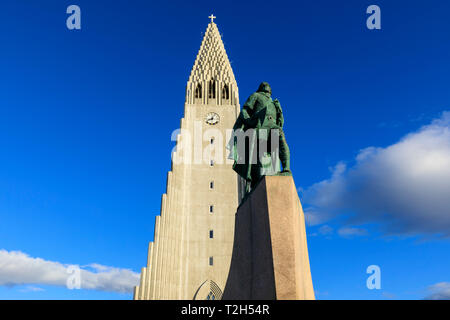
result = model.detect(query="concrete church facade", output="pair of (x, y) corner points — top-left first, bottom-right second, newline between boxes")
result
(134, 17), (242, 300)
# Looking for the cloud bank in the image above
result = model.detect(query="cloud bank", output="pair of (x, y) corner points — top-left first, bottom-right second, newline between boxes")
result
(303, 111), (450, 237)
(0, 249), (140, 293)
(425, 282), (450, 300)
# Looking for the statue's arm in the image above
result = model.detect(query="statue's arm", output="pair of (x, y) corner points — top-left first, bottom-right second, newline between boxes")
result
(234, 93), (258, 129)
(274, 99), (284, 128)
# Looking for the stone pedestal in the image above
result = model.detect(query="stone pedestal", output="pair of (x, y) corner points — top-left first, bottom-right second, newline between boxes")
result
(222, 176), (315, 300)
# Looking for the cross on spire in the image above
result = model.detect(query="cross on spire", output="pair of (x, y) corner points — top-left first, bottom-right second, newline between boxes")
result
(208, 14), (216, 23)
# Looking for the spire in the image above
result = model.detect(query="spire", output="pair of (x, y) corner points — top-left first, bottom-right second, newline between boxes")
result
(186, 17), (239, 106)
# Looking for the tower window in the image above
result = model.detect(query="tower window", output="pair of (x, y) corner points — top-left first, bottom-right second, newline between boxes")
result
(209, 230), (214, 239)
(195, 83), (202, 99)
(222, 84), (229, 100)
(209, 256), (213, 266)
(210, 160), (214, 166)
(210, 181), (214, 189)
(209, 205), (214, 213)
(210, 138), (214, 144)
(208, 79), (216, 99)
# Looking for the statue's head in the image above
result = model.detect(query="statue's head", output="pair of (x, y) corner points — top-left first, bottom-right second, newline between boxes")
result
(257, 82), (272, 96)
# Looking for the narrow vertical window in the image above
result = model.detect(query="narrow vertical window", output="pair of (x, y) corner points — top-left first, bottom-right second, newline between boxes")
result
(195, 83), (202, 99)
(210, 137), (214, 144)
(210, 181), (214, 189)
(209, 230), (214, 239)
(222, 84), (229, 99)
(209, 79), (216, 99)
(209, 256), (213, 266)
(210, 160), (214, 166)
(209, 205), (214, 213)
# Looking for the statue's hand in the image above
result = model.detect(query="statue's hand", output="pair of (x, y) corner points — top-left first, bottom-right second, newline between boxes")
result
(273, 99), (280, 107)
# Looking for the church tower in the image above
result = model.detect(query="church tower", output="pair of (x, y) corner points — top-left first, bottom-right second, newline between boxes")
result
(134, 16), (241, 300)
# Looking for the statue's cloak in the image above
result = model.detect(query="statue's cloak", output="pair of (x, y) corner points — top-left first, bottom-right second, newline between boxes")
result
(228, 85), (284, 184)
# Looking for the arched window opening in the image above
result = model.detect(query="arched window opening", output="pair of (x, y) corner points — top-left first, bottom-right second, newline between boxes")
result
(195, 84), (202, 99)
(222, 84), (229, 100)
(208, 79), (216, 99)
(192, 280), (223, 300)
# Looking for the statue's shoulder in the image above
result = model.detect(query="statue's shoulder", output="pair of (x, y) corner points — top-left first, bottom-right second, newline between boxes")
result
(244, 92), (259, 103)
(245, 92), (271, 108)
(250, 92), (262, 99)
(253, 92), (271, 101)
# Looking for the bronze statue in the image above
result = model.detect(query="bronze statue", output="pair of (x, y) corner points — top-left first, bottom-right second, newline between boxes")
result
(229, 82), (291, 194)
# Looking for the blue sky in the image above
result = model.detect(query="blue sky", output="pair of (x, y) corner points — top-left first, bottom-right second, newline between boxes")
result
(0, 0), (449, 299)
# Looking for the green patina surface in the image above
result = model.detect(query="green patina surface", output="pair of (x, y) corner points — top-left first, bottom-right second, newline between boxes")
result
(229, 82), (291, 194)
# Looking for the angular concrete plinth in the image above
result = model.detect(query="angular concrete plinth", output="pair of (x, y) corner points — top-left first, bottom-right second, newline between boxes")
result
(222, 176), (315, 300)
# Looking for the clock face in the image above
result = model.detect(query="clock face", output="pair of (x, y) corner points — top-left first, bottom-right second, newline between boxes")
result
(205, 112), (220, 125)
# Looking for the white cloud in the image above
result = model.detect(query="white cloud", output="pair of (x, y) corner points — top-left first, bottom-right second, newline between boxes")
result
(303, 111), (450, 237)
(337, 227), (368, 238)
(18, 286), (45, 292)
(425, 282), (450, 300)
(318, 225), (333, 235)
(0, 249), (140, 293)
(381, 291), (396, 299)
